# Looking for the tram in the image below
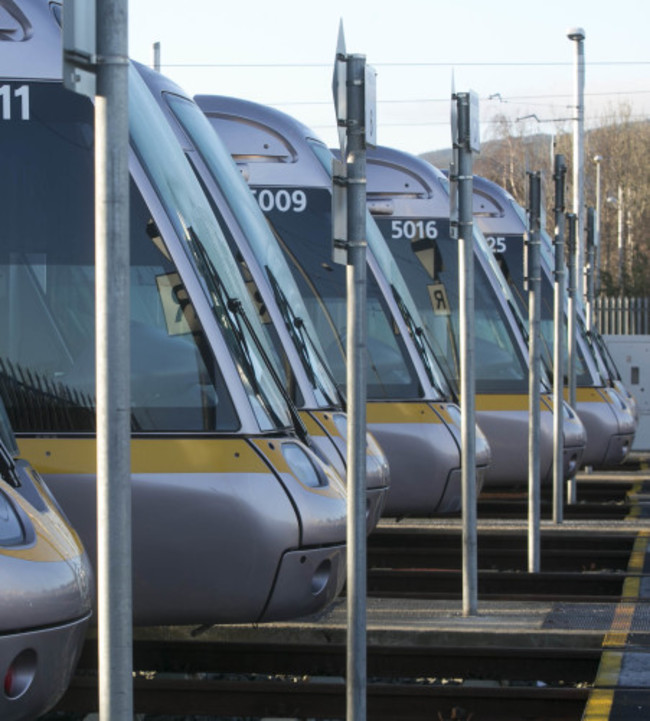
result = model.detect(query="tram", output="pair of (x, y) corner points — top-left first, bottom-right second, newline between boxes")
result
(195, 95), (492, 516)
(134, 62), (390, 531)
(0, 396), (92, 720)
(364, 146), (587, 486)
(0, 0), (348, 625)
(472, 174), (636, 467)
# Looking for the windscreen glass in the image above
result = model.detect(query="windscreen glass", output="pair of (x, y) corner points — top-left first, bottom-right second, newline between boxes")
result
(485, 227), (596, 386)
(0, 399), (18, 457)
(374, 216), (529, 394)
(254, 186), (423, 400)
(167, 94), (340, 408)
(0, 79), (243, 433)
(130, 68), (292, 430)
(0, 490), (24, 546)
(308, 140), (449, 400)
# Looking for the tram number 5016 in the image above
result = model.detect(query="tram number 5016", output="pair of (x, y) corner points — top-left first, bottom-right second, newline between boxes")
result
(0, 84), (29, 120)
(390, 219), (438, 240)
(252, 188), (307, 213)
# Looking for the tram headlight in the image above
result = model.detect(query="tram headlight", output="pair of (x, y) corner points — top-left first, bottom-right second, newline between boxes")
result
(0, 491), (25, 546)
(604, 387), (628, 412)
(282, 442), (324, 488)
(444, 403), (462, 428)
(332, 412), (347, 441)
(562, 400), (576, 420)
(333, 411), (386, 456)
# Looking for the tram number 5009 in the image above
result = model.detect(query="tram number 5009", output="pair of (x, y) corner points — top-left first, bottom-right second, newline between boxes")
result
(390, 219), (438, 240)
(0, 84), (29, 120)
(252, 188), (307, 213)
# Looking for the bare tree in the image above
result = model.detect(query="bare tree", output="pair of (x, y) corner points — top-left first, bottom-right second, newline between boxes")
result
(475, 102), (650, 297)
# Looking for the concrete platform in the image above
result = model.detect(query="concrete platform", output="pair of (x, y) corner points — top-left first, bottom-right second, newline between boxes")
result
(132, 596), (618, 653)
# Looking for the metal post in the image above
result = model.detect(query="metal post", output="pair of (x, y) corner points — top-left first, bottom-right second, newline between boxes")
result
(153, 41), (161, 72)
(453, 92), (478, 616)
(566, 213), (578, 505)
(345, 53), (368, 721)
(586, 208), (596, 332)
(95, 2), (133, 719)
(593, 155), (603, 299)
(526, 172), (542, 572)
(568, 28), (586, 298)
(552, 155), (567, 524)
(617, 185), (624, 292)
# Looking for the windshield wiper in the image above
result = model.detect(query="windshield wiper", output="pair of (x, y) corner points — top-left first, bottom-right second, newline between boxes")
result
(390, 284), (456, 401)
(0, 440), (18, 488)
(266, 268), (346, 411)
(184, 226), (310, 444)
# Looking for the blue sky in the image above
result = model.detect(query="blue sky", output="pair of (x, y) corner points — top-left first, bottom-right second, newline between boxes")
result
(128, 0), (650, 155)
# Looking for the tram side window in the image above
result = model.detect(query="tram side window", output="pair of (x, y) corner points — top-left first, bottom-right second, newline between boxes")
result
(0, 82), (237, 433)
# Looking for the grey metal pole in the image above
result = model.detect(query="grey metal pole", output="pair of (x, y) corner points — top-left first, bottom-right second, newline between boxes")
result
(566, 213), (578, 505)
(552, 155), (567, 524)
(526, 172), (542, 572)
(153, 41), (161, 72)
(95, 2), (133, 719)
(586, 208), (596, 332)
(593, 155), (603, 300)
(346, 53), (368, 721)
(568, 28), (586, 298)
(617, 185), (624, 292)
(454, 93), (478, 617)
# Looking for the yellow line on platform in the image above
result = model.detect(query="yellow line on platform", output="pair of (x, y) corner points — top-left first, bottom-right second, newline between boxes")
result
(582, 530), (648, 720)
(582, 689), (616, 720)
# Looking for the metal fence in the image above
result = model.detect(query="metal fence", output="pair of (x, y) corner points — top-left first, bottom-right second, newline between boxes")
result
(595, 296), (650, 335)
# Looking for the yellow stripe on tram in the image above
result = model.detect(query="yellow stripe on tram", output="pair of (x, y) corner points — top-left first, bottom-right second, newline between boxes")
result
(18, 437), (270, 475)
(366, 402), (444, 425)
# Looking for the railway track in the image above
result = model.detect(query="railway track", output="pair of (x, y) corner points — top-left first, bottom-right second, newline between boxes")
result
(56, 674), (590, 720)
(475, 476), (650, 519)
(49, 471), (649, 721)
(368, 529), (636, 572)
(364, 526), (647, 602)
(55, 640), (596, 720)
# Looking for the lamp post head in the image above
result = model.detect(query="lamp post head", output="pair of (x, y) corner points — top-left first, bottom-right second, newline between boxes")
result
(567, 27), (586, 41)
(593, 154), (603, 164)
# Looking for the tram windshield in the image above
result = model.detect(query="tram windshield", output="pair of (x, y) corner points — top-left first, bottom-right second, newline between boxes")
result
(250, 184), (424, 400)
(165, 92), (340, 409)
(0, 398), (18, 458)
(586, 321), (620, 382)
(0, 70), (290, 434)
(487, 199), (599, 386)
(130, 68), (291, 430)
(307, 140), (450, 400)
(372, 213), (529, 395)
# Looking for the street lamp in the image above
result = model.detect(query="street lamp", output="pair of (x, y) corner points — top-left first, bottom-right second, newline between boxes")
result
(607, 186), (624, 292)
(567, 27), (586, 297)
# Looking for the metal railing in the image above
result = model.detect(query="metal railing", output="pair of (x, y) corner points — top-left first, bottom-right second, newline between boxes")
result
(595, 296), (650, 335)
